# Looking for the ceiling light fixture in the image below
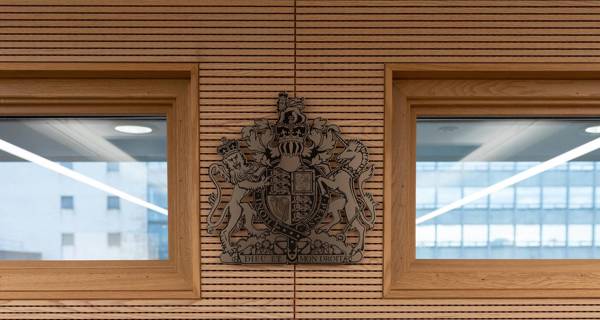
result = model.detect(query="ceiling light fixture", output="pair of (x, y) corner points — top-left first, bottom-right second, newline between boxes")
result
(115, 125), (152, 134)
(585, 126), (600, 134)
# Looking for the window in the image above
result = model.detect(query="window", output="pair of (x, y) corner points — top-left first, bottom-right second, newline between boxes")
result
(60, 195), (74, 210)
(0, 64), (199, 299)
(3, 116), (165, 259)
(516, 187), (541, 209)
(107, 232), (121, 247)
(569, 187), (593, 209)
(106, 196), (121, 210)
(542, 225), (566, 247)
(106, 162), (119, 172)
(489, 224), (513, 247)
(385, 64), (600, 298)
(543, 187), (566, 208)
(61, 233), (74, 247)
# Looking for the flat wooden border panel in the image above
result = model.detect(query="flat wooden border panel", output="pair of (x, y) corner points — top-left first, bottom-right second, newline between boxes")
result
(385, 63), (600, 299)
(0, 64), (200, 299)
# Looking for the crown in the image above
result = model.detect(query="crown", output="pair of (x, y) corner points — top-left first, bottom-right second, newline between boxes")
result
(217, 138), (240, 158)
(276, 122), (307, 142)
(276, 102), (308, 144)
(275, 92), (308, 156)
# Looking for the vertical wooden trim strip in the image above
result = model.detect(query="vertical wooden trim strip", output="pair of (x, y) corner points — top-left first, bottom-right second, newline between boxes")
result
(383, 64), (394, 297)
(190, 63), (201, 298)
(293, 1), (297, 316)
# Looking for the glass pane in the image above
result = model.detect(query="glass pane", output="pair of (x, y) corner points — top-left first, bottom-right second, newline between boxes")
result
(0, 117), (167, 260)
(416, 118), (600, 259)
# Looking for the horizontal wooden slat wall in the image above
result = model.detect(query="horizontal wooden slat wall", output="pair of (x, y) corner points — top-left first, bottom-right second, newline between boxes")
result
(2, 0), (600, 318)
(0, 0), (295, 319)
(295, 1), (600, 319)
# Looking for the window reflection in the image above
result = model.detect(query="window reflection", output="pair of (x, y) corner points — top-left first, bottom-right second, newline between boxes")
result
(417, 118), (600, 259)
(417, 161), (600, 258)
(0, 117), (168, 260)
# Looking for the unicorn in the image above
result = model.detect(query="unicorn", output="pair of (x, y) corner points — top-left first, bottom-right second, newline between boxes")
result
(316, 140), (378, 258)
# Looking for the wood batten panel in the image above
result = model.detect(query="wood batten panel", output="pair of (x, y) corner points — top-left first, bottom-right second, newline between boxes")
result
(295, 299), (600, 319)
(0, 1), (294, 63)
(195, 2), (295, 312)
(0, 1), (295, 319)
(194, 3), (294, 318)
(294, 0), (600, 319)
(0, 300), (292, 320)
(296, 0), (600, 63)
(294, 62), (386, 314)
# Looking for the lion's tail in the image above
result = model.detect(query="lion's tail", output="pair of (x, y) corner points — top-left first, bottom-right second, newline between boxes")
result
(207, 163), (228, 234)
(357, 164), (378, 230)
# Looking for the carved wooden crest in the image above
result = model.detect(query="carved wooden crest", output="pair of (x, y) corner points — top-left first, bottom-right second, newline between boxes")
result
(207, 92), (378, 264)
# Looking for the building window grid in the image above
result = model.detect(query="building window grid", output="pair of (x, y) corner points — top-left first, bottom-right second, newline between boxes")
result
(565, 164), (572, 256)
(593, 161), (598, 251)
(418, 161), (600, 258)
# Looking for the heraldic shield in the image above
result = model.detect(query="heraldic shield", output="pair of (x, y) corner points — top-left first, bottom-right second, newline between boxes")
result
(207, 92), (378, 264)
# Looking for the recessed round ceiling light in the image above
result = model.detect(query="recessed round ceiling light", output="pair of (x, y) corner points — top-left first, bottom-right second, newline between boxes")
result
(585, 126), (600, 134)
(114, 125), (153, 134)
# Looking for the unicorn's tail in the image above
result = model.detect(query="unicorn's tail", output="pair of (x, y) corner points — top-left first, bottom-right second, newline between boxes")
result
(357, 164), (378, 229)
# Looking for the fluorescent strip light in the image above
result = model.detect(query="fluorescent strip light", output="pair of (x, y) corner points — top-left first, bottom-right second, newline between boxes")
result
(0, 138), (168, 216)
(416, 136), (600, 225)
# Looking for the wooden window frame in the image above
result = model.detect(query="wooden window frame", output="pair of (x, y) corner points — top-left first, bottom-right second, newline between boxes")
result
(384, 63), (600, 299)
(0, 63), (199, 299)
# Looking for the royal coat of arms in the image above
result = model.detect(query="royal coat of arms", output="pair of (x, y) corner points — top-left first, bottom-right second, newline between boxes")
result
(207, 92), (378, 264)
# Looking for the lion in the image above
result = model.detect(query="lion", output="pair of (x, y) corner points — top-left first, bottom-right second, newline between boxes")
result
(207, 143), (268, 254)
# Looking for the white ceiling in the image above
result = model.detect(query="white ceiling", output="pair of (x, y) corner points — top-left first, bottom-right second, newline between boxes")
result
(417, 119), (600, 162)
(0, 117), (166, 162)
